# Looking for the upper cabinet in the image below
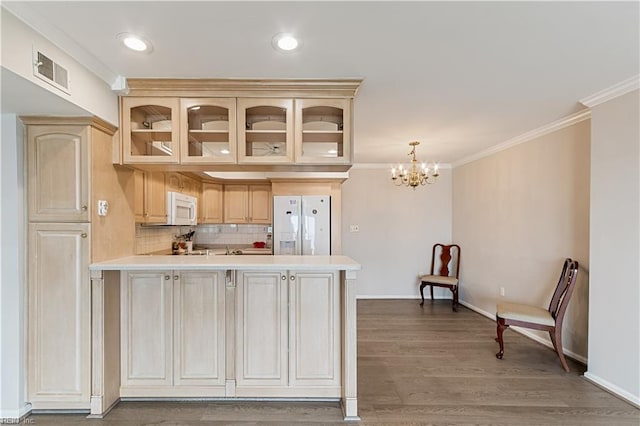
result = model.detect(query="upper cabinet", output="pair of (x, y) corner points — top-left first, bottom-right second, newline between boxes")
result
(295, 99), (351, 165)
(180, 98), (237, 164)
(237, 98), (294, 164)
(118, 79), (362, 168)
(27, 125), (90, 222)
(122, 97), (180, 164)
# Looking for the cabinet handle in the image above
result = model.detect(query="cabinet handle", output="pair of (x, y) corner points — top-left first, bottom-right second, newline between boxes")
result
(165, 275), (170, 280)
(281, 275), (287, 280)
(174, 275), (179, 280)
(290, 275), (295, 281)
(81, 205), (88, 211)
(81, 233), (87, 238)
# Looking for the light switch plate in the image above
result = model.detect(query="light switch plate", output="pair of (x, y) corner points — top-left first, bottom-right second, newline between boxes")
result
(349, 225), (359, 233)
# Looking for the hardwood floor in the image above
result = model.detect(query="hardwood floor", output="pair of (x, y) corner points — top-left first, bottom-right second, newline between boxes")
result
(29, 300), (639, 425)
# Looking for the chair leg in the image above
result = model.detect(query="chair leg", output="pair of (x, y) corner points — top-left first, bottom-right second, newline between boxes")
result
(551, 327), (570, 372)
(419, 282), (426, 306)
(451, 286), (458, 311)
(429, 284), (434, 302)
(495, 319), (508, 359)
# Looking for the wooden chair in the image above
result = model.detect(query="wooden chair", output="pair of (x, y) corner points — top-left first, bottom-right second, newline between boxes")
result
(419, 244), (461, 311)
(495, 258), (579, 372)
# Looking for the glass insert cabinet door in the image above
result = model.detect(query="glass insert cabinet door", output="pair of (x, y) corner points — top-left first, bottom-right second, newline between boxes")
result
(294, 99), (351, 164)
(237, 98), (294, 164)
(179, 98), (237, 164)
(122, 97), (180, 163)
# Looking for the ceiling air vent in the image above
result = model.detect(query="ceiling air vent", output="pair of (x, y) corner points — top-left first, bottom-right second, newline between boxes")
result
(33, 49), (70, 94)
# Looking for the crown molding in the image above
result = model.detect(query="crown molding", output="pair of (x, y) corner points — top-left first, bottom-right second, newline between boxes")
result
(580, 75), (640, 108)
(124, 78), (363, 98)
(351, 163), (452, 170)
(453, 109), (591, 168)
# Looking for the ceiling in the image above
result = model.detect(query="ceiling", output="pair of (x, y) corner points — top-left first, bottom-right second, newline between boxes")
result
(2, 1), (639, 164)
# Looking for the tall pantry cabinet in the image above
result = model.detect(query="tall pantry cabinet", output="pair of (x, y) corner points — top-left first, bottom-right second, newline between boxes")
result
(24, 117), (128, 410)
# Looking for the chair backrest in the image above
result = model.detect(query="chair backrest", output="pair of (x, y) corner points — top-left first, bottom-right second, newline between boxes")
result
(430, 244), (461, 278)
(548, 258), (579, 322)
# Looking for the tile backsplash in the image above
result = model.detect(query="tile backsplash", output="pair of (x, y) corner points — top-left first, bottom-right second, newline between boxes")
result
(135, 224), (270, 254)
(194, 224), (270, 246)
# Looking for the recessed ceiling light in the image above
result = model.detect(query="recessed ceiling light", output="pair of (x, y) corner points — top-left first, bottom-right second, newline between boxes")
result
(117, 33), (153, 53)
(272, 33), (300, 52)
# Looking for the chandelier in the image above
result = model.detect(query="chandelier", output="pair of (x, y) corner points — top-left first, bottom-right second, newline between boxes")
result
(391, 141), (439, 189)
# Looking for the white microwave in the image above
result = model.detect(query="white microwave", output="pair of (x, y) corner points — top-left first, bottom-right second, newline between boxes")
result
(167, 191), (197, 226)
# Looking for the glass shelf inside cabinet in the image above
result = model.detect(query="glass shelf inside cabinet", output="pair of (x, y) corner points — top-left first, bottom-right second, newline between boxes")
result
(300, 106), (344, 159)
(187, 105), (233, 160)
(245, 106), (288, 158)
(130, 105), (174, 157)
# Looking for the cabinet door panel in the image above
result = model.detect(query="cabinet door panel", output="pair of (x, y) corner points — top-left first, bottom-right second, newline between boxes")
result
(236, 272), (287, 387)
(289, 272), (340, 386)
(145, 171), (167, 223)
(224, 185), (249, 223)
(249, 185), (272, 224)
(201, 183), (223, 223)
(28, 126), (89, 222)
(121, 271), (172, 386)
(28, 223), (91, 406)
(174, 271), (225, 386)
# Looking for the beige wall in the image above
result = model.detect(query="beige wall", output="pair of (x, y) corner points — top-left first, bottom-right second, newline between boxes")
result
(586, 90), (639, 404)
(342, 168), (452, 297)
(90, 129), (136, 262)
(452, 120), (591, 361)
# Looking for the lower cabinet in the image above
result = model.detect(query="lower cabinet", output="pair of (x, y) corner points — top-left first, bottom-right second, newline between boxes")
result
(27, 223), (91, 409)
(236, 270), (341, 396)
(120, 269), (339, 398)
(120, 270), (225, 396)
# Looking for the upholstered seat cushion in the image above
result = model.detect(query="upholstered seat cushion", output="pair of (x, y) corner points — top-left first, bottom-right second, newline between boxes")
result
(420, 275), (458, 286)
(496, 302), (555, 326)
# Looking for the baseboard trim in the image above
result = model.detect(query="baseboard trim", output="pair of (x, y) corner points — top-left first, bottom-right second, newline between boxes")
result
(357, 295), (448, 300)
(0, 404), (32, 422)
(458, 300), (588, 364)
(583, 372), (640, 408)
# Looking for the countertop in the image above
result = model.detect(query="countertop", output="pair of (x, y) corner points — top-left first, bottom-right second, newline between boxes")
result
(89, 255), (361, 271)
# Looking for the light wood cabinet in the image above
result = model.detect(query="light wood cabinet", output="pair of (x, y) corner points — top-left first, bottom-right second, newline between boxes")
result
(223, 184), (272, 224)
(237, 98), (295, 164)
(120, 270), (226, 395)
(25, 117), (118, 410)
(27, 223), (91, 408)
(166, 172), (199, 198)
(180, 98), (237, 164)
(295, 99), (351, 164)
(289, 271), (340, 387)
(122, 97), (180, 164)
(236, 271), (288, 388)
(235, 270), (340, 392)
(200, 182), (224, 223)
(134, 170), (167, 224)
(121, 271), (173, 388)
(27, 125), (90, 222)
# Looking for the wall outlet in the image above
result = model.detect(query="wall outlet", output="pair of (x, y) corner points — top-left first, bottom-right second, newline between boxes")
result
(499, 287), (505, 297)
(349, 225), (360, 233)
(97, 200), (108, 216)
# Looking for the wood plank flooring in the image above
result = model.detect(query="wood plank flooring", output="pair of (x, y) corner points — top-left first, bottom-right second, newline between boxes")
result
(29, 300), (639, 425)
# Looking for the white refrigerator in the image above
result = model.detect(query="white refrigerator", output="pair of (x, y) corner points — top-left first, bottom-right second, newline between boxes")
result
(273, 195), (331, 255)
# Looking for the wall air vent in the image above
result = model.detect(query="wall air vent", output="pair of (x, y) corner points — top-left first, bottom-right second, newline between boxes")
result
(33, 49), (70, 94)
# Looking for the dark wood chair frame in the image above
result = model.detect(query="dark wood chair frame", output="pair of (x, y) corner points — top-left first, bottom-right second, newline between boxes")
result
(495, 258), (579, 372)
(419, 244), (461, 311)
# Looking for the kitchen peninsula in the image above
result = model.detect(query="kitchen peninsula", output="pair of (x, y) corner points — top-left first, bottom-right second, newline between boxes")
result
(88, 255), (361, 420)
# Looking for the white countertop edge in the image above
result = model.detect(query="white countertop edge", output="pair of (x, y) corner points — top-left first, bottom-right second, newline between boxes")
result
(89, 255), (362, 271)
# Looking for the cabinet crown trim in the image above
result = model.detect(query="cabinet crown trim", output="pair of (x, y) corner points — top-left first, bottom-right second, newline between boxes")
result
(20, 116), (118, 135)
(124, 78), (363, 98)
